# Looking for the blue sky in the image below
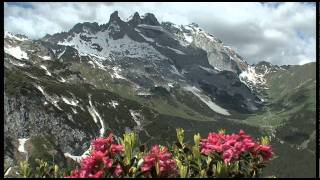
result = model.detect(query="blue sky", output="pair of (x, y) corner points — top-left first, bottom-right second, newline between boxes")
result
(4, 2), (316, 65)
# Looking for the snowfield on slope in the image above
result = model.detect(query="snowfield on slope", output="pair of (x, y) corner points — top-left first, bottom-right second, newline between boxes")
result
(129, 110), (143, 131)
(239, 65), (268, 90)
(87, 95), (105, 137)
(40, 65), (52, 76)
(58, 30), (168, 61)
(184, 86), (231, 116)
(4, 45), (29, 60)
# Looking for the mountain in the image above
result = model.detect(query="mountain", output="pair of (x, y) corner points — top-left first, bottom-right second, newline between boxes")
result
(4, 11), (316, 177)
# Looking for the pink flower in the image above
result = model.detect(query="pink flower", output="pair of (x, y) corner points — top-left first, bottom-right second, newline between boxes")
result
(66, 133), (126, 178)
(223, 149), (234, 163)
(113, 164), (124, 177)
(111, 144), (124, 154)
(141, 145), (178, 178)
(79, 151), (112, 176)
(258, 145), (273, 160)
(200, 130), (273, 163)
(92, 133), (114, 152)
(88, 170), (105, 178)
(66, 169), (81, 178)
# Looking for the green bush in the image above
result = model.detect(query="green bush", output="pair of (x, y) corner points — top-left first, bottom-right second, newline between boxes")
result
(17, 128), (274, 178)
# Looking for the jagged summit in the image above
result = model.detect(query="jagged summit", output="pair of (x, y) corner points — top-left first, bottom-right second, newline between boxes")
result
(141, 13), (160, 26)
(128, 12), (142, 26)
(127, 12), (160, 26)
(4, 10), (315, 178)
(109, 10), (122, 23)
(69, 22), (100, 34)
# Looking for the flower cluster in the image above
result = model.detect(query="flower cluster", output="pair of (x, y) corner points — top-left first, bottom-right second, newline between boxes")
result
(67, 133), (124, 178)
(200, 130), (273, 163)
(141, 145), (178, 178)
(64, 129), (274, 178)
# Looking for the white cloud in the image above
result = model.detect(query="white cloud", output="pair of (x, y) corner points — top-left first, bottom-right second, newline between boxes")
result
(4, 2), (316, 65)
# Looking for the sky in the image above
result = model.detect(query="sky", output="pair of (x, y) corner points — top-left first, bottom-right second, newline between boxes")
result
(4, 2), (316, 65)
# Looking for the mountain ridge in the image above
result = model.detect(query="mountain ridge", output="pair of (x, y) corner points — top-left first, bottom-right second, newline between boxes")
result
(4, 11), (316, 177)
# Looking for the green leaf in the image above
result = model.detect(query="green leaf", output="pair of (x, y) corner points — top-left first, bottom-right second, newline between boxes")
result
(176, 159), (188, 178)
(176, 128), (185, 145)
(218, 129), (226, 134)
(193, 133), (201, 146)
(260, 136), (270, 146)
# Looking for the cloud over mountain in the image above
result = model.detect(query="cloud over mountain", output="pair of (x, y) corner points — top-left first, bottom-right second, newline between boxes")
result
(4, 2), (316, 65)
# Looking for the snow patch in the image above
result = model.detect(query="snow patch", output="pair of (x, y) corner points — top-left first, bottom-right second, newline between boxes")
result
(40, 65), (52, 76)
(64, 146), (91, 163)
(59, 77), (66, 83)
(239, 66), (267, 88)
(5, 31), (28, 41)
(58, 31), (167, 61)
(35, 85), (62, 110)
(137, 91), (152, 96)
(62, 96), (79, 106)
(199, 65), (218, 73)
(170, 65), (184, 77)
(183, 33), (193, 44)
(135, 28), (155, 43)
(4, 167), (12, 177)
(87, 95), (105, 137)
(88, 61), (95, 68)
(4, 45), (29, 60)
(25, 73), (38, 80)
(109, 100), (119, 108)
(168, 83), (174, 88)
(9, 59), (26, 67)
(129, 110), (143, 131)
(67, 114), (74, 122)
(71, 108), (78, 114)
(111, 66), (126, 80)
(18, 138), (29, 153)
(64, 153), (82, 162)
(184, 86), (230, 116)
(166, 46), (185, 55)
(57, 47), (66, 59)
(39, 55), (51, 60)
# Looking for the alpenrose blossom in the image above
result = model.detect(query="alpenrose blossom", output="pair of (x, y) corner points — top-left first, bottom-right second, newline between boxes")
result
(113, 163), (124, 177)
(66, 133), (124, 178)
(141, 145), (178, 178)
(200, 130), (273, 163)
(66, 130), (273, 178)
(92, 133), (116, 151)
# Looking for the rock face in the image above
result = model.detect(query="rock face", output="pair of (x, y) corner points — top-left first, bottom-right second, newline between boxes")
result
(42, 11), (261, 113)
(141, 13), (160, 26)
(128, 12), (142, 26)
(161, 23), (248, 74)
(4, 11), (316, 178)
(4, 92), (90, 153)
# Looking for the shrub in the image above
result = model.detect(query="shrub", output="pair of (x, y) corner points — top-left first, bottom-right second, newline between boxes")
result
(17, 128), (274, 178)
(65, 129), (273, 178)
(18, 159), (63, 178)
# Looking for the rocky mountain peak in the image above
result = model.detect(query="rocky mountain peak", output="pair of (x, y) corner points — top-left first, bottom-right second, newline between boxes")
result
(141, 13), (160, 26)
(109, 10), (121, 23)
(69, 22), (100, 34)
(128, 12), (142, 26)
